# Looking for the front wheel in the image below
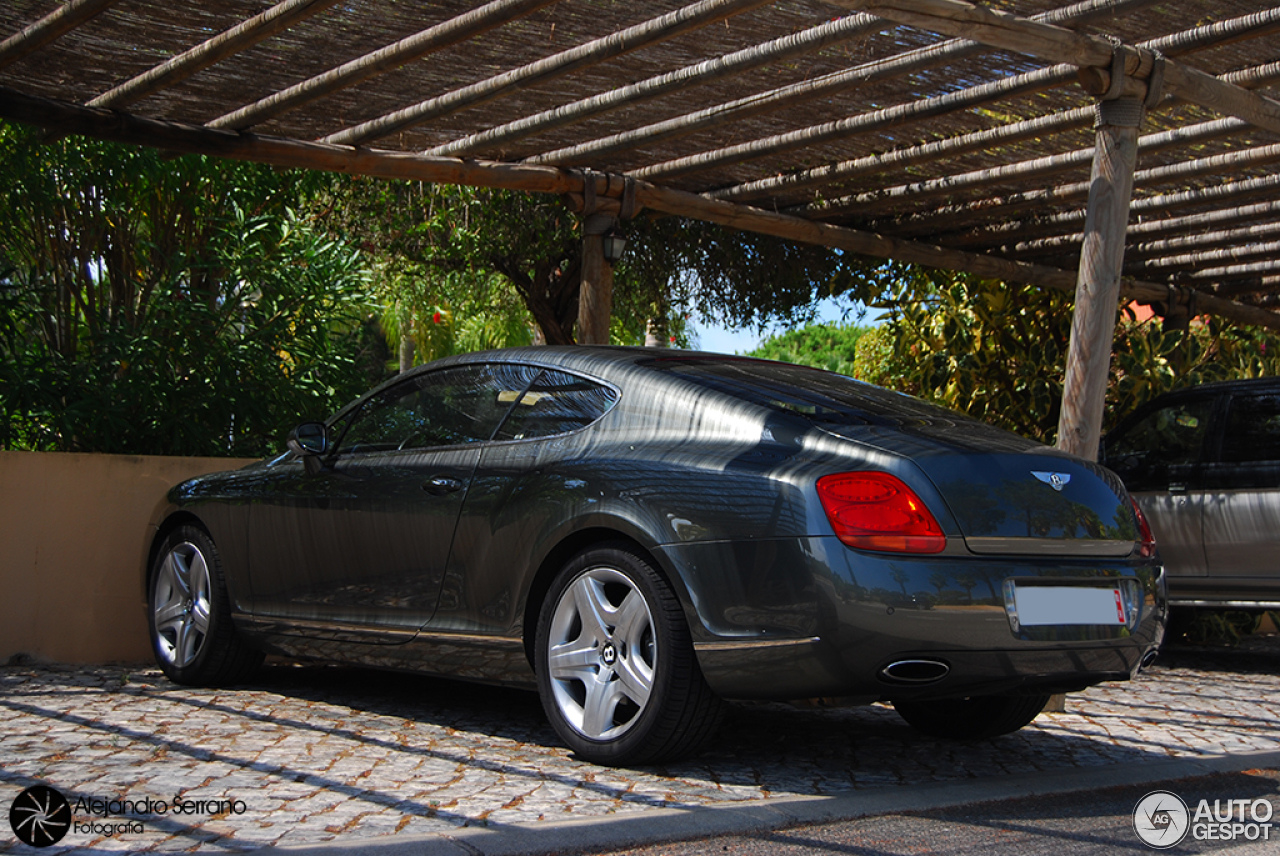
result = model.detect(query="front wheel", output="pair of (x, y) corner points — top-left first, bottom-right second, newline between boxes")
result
(148, 523), (262, 686)
(892, 693), (1050, 740)
(535, 544), (724, 766)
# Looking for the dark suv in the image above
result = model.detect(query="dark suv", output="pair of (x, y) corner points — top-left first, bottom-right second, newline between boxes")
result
(1102, 378), (1280, 611)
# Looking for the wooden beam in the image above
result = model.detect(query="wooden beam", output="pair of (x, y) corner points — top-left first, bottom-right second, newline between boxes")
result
(207, 0), (556, 131)
(0, 0), (119, 70)
(429, 14), (884, 158)
(324, 0), (772, 147)
(527, 0), (1147, 166)
(0, 86), (581, 195)
(89, 0), (340, 109)
(830, 0), (1280, 135)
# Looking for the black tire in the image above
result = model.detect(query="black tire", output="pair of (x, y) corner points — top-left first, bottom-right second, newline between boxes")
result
(148, 523), (262, 686)
(892, 693), (1050, 740)
(534, 543), (725, 766)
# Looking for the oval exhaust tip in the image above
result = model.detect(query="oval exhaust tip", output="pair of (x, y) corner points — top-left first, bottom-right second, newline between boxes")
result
(878, 659), (950, 684)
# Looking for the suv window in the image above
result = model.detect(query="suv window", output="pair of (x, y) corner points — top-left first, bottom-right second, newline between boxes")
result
(1221, 394), (1280, 464)
(1106, 397), (1214, 490)
(493, 369), (618, 441)
(340, 364), (539, 453)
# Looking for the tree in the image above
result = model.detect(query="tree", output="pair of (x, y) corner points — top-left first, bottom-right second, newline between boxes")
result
(747, 266), (1280, 444)
(848, 268), (1280, 443)
(749, 323), (871, 374)
(0, 122), (380, 456)
(320, 178), (882, 350)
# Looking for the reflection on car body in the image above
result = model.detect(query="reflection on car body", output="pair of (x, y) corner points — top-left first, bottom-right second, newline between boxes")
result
(1103, 377), (1280, 612)
(145, 347), (1165, 765)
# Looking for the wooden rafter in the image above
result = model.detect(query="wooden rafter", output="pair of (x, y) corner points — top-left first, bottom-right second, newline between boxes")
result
(828, 0), (1280, 133)
(323, 0), (773, 147)
(207, 0), (558, 131)
(89, 0), (340, 110)
(428, 13), (884, 158)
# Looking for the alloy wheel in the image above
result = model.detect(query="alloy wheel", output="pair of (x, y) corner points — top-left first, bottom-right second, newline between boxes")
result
(545, 566), (656, 741)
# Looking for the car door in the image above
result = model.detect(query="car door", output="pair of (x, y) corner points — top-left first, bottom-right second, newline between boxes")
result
(433, 368), (621, 634)
(245, 363), (535, 639)
(1104, 394), (1216, 578)
(1201, 391), (1280, 594)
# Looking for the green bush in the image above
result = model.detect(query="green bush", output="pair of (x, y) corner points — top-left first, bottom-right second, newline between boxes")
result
(0, 124), (381, 457)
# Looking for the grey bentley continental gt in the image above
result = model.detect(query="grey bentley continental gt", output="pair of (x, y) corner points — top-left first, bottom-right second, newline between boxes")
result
(144, 347), (1165, 765)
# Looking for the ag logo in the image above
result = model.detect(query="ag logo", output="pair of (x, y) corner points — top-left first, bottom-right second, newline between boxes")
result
(9, 785), (71, 847)
(1133, 790), (1190, 849)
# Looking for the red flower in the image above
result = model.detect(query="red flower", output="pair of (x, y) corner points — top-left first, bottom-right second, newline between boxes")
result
(432, 311), (442, 324)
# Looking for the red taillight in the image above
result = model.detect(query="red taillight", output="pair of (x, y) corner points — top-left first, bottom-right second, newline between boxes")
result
(1131, 497), (1157, 559)
(817, 472), (946, 554)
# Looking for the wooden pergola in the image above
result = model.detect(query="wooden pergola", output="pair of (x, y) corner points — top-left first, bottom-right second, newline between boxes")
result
(2, 0), (1279, 458)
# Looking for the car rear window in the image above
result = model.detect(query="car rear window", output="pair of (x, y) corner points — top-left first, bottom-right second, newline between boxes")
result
(493, 369), (619, 441)
(637, 356), (972, 428)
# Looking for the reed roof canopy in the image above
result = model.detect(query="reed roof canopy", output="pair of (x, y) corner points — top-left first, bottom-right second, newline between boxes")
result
(2, 0), (1279, 334)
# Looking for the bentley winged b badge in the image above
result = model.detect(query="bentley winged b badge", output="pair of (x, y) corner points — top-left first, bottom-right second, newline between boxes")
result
(1031, 471), (1071, 492)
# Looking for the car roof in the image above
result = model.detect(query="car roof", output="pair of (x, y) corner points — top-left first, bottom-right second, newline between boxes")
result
(1140, 376), (1280, 403)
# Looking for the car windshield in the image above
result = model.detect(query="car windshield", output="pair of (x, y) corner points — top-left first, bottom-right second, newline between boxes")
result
(637, 356), (972, 428)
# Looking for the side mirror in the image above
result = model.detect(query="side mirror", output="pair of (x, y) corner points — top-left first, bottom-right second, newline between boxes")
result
(287, 422), (329, 456)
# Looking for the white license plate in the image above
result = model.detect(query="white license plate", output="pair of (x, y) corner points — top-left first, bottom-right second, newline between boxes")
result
(1013, 585), (1127, 626)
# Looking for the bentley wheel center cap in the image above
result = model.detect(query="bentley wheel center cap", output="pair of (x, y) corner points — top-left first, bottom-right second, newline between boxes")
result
(601, 643), (617, 666)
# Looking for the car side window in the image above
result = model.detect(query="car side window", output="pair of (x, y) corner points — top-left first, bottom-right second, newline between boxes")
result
(1220, 394), (1280, 464)
(493, 369), (619, 441)
(1106, 398), (1213, 490)
(340, 364), (540, 454)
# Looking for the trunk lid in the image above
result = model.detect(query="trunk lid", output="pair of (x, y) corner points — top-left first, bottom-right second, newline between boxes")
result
(821, 424), (1139, 558)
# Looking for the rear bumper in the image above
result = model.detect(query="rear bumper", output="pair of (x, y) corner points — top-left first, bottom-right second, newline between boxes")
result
(660, 535), (1166, 701)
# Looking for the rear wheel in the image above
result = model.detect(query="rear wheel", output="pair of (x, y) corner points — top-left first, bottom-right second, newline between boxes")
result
(892, 693), (1050, 740)
(148, 523), (262, 686)
(535, 544), (724, 766)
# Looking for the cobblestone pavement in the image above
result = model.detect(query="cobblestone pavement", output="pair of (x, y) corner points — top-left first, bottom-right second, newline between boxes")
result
(2, 640), (1278, 853)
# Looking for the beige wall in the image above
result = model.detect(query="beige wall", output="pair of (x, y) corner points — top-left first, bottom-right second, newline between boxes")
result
(0, 451), (256, 665)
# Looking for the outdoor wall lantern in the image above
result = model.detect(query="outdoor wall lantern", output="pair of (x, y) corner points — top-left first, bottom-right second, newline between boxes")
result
(601, 228), (628, 264)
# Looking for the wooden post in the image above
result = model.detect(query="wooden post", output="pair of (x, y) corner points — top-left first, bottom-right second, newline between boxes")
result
(578, 211), (616, 345)
(1056, 97), (1144, 461)
(1050, 86), (1146, 717)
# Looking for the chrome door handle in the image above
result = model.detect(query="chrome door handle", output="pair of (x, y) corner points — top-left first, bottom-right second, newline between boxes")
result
(423, 476), (464, 495)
